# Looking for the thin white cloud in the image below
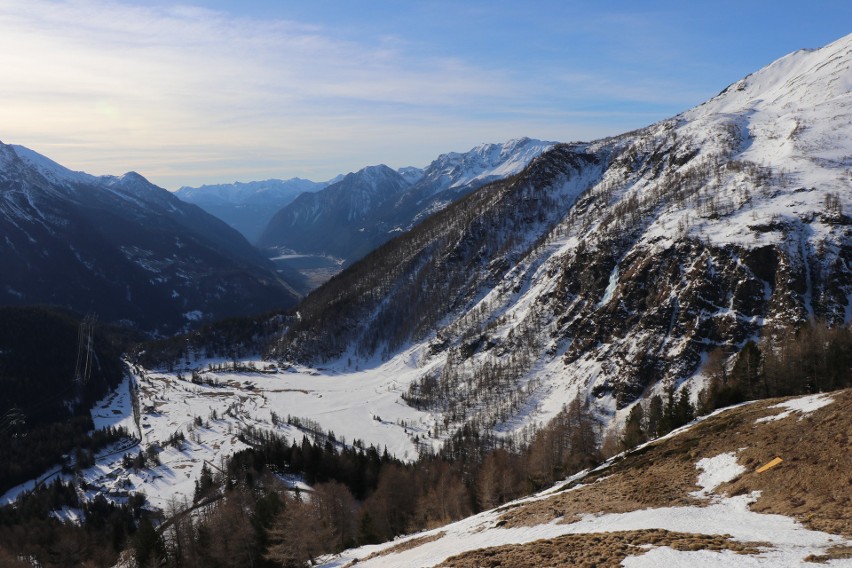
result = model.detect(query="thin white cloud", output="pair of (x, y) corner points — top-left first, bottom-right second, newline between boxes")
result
(0, 0), (680, 187)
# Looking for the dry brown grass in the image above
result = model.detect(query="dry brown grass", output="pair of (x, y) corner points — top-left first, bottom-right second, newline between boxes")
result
(436, 529), (764, 568)
(499, 389), (852, 538)
(804, 544), (852, 563)
(719, 391), (851, 537)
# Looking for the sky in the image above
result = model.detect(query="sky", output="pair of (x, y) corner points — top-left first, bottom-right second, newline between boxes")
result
(0, 1), (849, 190)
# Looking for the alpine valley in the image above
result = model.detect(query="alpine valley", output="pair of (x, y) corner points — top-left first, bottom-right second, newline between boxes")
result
(174, 177), (338, 244)
(0, 33), (850, 568)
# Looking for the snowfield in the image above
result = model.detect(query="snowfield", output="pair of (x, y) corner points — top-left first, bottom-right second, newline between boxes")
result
(3, 352), (444, 510)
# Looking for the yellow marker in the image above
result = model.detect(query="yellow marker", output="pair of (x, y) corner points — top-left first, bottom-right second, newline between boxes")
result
(756, 457), (783, 473)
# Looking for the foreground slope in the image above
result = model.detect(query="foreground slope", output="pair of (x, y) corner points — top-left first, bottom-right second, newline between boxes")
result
(321, 389), (852, 567)
(0, 143), (300, 333)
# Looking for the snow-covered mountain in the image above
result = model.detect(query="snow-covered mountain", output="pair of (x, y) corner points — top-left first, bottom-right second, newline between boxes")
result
(256, 138), (555, 267)
(411, 136), (557, 198)
(257, 164), (414, 263)
(2, 36), (850, 567)
(174, 177), (338, 242)
(0, 143), (301, 333)
(255, 33), (850, 442)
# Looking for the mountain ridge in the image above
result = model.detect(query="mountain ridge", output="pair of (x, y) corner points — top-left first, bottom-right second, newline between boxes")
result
(0, 142), (302, 333)
(256, 137), (556, 269)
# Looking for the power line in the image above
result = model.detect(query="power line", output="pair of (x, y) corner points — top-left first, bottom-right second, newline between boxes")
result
(75, 313), (97, 385)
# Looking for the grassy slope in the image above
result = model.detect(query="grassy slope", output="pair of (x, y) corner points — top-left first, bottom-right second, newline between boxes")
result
(331, 388), (852, 567)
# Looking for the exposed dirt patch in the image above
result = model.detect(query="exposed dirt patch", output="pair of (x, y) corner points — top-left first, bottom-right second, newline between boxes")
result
(437, 529), (764, 568)
(804, 544), (852, 563)
(500, 390), (851, 538)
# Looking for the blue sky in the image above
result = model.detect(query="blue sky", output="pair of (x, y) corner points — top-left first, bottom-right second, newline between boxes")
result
(0, 1), (849, 189)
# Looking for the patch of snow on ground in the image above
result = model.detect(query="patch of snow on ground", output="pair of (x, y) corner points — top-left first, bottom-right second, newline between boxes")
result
(321, 492), (850, 568)
(755, 393), (835, 423)
(183, 310), (203, 321)
(691, 452), (745, 499)
(90, 374), (137, 433)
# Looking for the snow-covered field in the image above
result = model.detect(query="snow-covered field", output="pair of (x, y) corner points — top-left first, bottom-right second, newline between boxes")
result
(2, 350), (446, 510)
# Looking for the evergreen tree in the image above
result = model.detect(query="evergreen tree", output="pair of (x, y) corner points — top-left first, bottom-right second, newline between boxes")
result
(133, 517), (164, 568)
(621, 404), (646, 450)
(646, 395), (664, 439)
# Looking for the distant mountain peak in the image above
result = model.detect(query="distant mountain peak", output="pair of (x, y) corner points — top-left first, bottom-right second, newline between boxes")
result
(420, 137), (557, 193)
(255, 137), (555, 268)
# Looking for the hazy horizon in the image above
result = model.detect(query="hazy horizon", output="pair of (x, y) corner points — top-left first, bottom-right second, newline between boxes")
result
(1, 0), (849, 190)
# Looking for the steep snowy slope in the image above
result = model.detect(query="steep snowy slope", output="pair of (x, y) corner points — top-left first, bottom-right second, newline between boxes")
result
(0, 143), (301, 333)
(260, 33), (850, 440)
(174, 177), (335, 242)
(256, 138), (554, 267)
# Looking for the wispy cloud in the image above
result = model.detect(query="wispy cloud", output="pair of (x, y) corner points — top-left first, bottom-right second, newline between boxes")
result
(0, 1), (714, 187)
(0, 1), (517, 182)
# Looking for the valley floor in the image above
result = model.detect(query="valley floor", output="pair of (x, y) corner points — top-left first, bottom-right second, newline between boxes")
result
(3, 351), (442, 511)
